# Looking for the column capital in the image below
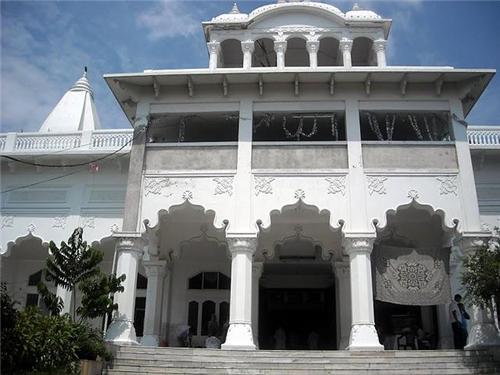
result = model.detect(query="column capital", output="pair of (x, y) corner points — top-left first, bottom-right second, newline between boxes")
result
(306, 40), (320, 53)
(241, 40), (255, 53)
(334, 260), (350, 275)
(227, 236), (258, 255)
(207, 41), (221, 54)
(373, 39), (387, 52)
(339, 38), (353, 51)
(273, 40), (287, 54)
(143, 259), (168, 278)
(113, 232), (144, 256)
(343, 234), (376, 255)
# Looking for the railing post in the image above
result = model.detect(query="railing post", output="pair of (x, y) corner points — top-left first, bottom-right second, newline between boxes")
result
(4, 133), (17, 152)
(81, 130), (92, 150)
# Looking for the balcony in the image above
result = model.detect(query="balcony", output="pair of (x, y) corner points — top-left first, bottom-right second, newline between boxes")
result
(467, 126), (500, 149)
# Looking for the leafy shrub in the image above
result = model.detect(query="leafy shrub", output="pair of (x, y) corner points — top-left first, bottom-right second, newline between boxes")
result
(1, 283), (21, 374)
(73, 323), (112, 361)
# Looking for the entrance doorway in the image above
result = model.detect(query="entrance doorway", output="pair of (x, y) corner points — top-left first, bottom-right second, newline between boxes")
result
(258, 263), (336, 350)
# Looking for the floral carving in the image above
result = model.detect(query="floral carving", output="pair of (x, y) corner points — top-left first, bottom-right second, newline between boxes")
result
(325, 176), (346, 196)
(52, 216), (67, 229)
(437, 176), (458, 196)
(213, 177), (233, 196)
(294, 189), (306, 200)
(144, 177), (174, 197)
(367, 176), (387, 195)
(182, 191), (193, 201)
(396, 262), (431, 291)
(1, 216), (14, 229)
(110, 224), (120, 233)
(407, 190), (419, 200)
(80, 216), (95, 229)
(254, 176), (275, 196)
(27, 224), (36, 233)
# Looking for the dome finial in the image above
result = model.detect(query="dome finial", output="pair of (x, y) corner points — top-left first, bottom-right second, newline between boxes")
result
(84, 66), (88, 78)
(352, 3), (360, 10)
(230, 2), (240, 14)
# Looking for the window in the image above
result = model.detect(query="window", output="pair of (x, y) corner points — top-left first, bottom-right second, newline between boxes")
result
(253, 112), (346, 141)
(147, 113), (239, 143)
(188, 301), (199, 335)
(360, 111), (452, 141)
(188, 272), (231, 290)
(26, 293), (39, 308)
(201, 301), (216, 336)
(28, 270), (42, 286)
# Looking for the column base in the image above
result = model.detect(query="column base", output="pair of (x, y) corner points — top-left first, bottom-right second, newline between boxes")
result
(141, 334), (160, 347)
(465, 322), (500, 349)
(221, 322), (256, 350)
(348, 324), (383, 351)
(339, 336), (349, 350)
(105, 318), (139, 345)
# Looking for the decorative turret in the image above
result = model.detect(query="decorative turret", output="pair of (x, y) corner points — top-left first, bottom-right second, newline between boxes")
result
(39, 67), (102, 133)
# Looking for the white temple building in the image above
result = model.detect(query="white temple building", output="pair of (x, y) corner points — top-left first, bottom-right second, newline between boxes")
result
(1, 1), (500, 353)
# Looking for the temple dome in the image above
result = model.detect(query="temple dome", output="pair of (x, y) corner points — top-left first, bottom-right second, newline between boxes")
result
(211, 3), (248, 23)
(345, 3), (381, 20)
(39, 68), (102, 133)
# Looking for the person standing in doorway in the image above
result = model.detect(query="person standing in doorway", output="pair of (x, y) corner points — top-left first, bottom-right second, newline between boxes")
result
(450, 294), (468, 349)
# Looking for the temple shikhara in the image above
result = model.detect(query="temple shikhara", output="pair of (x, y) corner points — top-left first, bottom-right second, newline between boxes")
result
(1, 0), (500, 365)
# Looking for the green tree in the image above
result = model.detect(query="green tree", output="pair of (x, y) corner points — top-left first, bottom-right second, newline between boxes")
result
(461, 229), (500, 324)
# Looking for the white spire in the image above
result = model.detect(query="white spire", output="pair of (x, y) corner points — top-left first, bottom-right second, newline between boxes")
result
(39, 67), (102, 133)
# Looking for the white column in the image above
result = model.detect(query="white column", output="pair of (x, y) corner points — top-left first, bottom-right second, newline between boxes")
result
(344, 236), (383, 350)
(141, 260), (167, 347)
(334, 261), (351, 350)
(274, 41), (287, 70)
(462, 237), (500, 349)
(207, 41), (220, 70)
(221, 236), (257, 350)
(373, 39), (387, 68)
(340, 38), (353, 68)
(105, 233), (143, 345)
(306, 40), (320, 69)
(252, 262), (263, 348)
(242, 40), (255, 70)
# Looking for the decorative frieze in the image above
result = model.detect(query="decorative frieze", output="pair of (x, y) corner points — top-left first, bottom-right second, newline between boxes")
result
(254, 176), (275, 196)
(367, 176), (387, 195)
(52, 216), (67, 229)
(1, 216), (14, 229)
(144, 177), (174, 197)
(213, 177), (234, 197)
(325, 176), (346, 196)
(436, 176), (458, 196)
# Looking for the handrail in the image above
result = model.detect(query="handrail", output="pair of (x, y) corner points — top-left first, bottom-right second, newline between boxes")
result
(467, 126), (500, 148)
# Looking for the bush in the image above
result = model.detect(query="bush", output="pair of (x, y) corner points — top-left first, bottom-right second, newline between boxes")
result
(73, 323), (112, 361)
(1, 284), (21, 373)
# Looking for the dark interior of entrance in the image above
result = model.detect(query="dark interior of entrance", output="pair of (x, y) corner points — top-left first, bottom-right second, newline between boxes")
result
(258, 263), (336, 350)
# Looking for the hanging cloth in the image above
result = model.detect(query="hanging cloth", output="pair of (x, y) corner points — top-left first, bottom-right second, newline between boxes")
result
(372, 245), (451, 305)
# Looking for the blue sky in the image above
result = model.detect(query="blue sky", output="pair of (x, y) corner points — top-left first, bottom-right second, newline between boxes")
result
(1, 0), (499, 133)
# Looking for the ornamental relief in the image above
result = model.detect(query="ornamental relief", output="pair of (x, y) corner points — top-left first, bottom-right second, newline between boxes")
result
(1, 216), (14, 229)
(325, 176), (346, 196)
(436, 176), (458, 196)
(367, 176), (387, 195)
(52, 216), (67, 230)
(254, 176), (275, 196)
(213, 177), (234, 197)
(143, 177), (194, 198)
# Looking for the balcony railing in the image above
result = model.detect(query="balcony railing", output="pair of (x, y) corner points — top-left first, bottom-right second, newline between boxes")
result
(0, 129), (134, 154)
(0, 126), (499, 154)
(467, 126), (500, 149)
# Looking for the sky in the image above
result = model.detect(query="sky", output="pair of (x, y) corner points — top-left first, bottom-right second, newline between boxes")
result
(1, 0), (499, 133)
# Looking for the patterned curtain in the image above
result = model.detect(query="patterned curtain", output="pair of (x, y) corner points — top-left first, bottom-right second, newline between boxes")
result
(372, 245), (451, 305)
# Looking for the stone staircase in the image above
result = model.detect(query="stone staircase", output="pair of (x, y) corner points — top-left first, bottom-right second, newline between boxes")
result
(104, 346), (500, 375)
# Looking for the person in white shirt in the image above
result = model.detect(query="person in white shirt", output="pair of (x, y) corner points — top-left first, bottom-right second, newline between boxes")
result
(449, 294), (467, 349)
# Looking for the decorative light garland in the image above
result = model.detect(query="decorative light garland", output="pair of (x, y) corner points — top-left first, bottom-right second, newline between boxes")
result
(253, 113), (274, 133)
(423, 116), (433, 141)
(366, 112), (384, 140)
(282, 115), (318, 141)
(385, 114), (396, 141)
(330, 114), (338, 140)
(407, 114), (424, 140)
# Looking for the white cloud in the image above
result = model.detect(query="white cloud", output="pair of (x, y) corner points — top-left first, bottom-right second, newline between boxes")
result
(137, 0), (201, 40)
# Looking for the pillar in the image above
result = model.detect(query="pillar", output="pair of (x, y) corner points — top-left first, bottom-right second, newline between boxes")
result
(340, 38), (353, 68)
(306, 40), (319, 69)
(373, 39), (387, 67)
(462, 237), (500, 349)
(207, 41), (220, 70)
(242, 40), (255, 69)
(105, 233), (143, 345)
(334, 261), (351, 350)
(221, 236), (257, 350)
(343, 236), (383, 350)
(274, 41), (287, 70)
(252, 262), (263, 348)
(141, 260), (167, 347)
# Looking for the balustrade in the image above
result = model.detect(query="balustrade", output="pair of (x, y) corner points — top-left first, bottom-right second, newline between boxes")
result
(467, 126), (500, 148)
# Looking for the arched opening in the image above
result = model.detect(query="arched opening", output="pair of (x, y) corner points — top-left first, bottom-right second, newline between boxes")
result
(373, 201), (458, 350)
(318, 37), (340, 66)
(220, 39), (243, 68)
(285, 37), (309, 67)
(351, 37), (375, 66)
(255, 200), (343, 349)
(253, 38), (277, 67)
(144, 201), (229, 348)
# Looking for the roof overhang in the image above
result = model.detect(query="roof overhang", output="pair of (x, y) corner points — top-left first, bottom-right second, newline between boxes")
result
(104, 67), (495, 126)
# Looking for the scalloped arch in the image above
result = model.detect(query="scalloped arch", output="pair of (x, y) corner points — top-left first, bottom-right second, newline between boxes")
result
(4, 233), (49, 257)
(374, 199), (460, 235)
